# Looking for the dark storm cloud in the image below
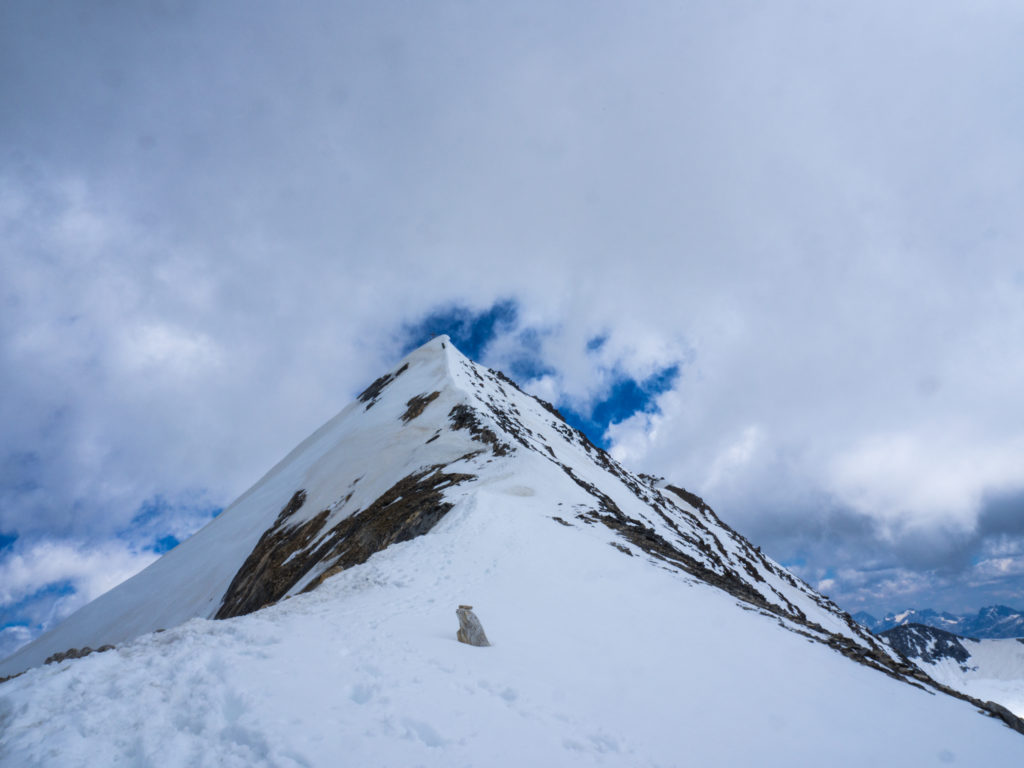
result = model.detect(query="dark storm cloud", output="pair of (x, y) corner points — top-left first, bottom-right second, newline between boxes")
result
(740, 487), (1024, 615)
(977, 489), (1024, 538)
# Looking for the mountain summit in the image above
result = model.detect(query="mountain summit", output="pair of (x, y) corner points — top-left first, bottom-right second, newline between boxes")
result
(2, 337), (1023, 765)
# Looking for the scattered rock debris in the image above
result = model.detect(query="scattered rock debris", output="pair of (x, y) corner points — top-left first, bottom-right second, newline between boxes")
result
(44, 644), (115, 665)
(448, 404), (511, 457)
(880, 624), (972, 665)
(982, 701), (1024, 735)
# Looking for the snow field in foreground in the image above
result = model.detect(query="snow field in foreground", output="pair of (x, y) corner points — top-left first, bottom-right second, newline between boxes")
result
(2, 491), (1023, 768)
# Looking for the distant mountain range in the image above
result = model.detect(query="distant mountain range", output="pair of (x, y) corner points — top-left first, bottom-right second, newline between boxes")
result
(855, 606), (1024, 639)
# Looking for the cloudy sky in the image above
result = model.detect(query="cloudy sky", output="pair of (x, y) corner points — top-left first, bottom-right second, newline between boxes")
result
(3, 1), (1024, 656)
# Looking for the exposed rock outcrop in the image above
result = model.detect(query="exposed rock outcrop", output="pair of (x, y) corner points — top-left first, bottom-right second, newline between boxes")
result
(456, 605), (490, 647)
(358, 362), (409, 410)
(217, 467), (475, 619)
(402, 391), (441, 422)
(880, 623), (972, 665)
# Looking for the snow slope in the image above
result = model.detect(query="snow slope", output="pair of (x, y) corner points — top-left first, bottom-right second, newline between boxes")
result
(0, 337), (471, 674)
(3, 488), (1024, 766)
(0, 335), (896, 679)
(2, 336), (1023, 765)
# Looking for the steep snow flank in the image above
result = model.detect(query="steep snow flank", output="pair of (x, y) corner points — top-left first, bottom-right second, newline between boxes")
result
(2, 335), (900, 680)
(3, 335), (1024, 764)
(0, 336), (476, 675)
(3, 496), (1024, 767)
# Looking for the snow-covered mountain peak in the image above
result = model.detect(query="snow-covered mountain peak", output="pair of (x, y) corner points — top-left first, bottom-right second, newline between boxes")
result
(4, 335), (904, 682)
(4, 339), (1024, 763)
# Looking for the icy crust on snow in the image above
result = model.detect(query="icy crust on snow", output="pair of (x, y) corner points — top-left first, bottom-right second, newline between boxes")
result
(4, 335), (905, 679)
(2, 497), (1024, 767)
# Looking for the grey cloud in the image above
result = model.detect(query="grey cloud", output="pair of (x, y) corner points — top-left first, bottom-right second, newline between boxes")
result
(2, 1), (1024, 631)
(977, 489), (1024, 537)
(738, 489), (1024, 615)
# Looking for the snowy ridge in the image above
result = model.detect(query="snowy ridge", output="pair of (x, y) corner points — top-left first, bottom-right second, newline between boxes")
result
(3, 337), (1024, 765)
(1, 335), (903, 679)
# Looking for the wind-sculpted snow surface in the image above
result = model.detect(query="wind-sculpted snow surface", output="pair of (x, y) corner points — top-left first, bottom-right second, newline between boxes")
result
(2, 336), (1024, 765)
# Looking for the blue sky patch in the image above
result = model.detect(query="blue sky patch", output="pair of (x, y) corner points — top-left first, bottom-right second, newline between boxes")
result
(0, 451), (42, 495)
(402, 299), (558, 381)
(129, 495), (173, 527)
(0, 531), (17, 554)
(122, 494), (221, 552)
(153, 535), (180, 554)
(0, 579), (76, 628)
(404, 300), (680, 449)
(401, 299), (518, 359)
(561, 365), (680, 449)
(497, 327), (557, 383)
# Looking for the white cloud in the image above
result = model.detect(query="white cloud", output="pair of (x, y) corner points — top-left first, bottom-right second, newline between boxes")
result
(703, 426), (764, 494)
(969, 557), (1024, 586)
(827, 432), (1024, 529)
(0, 540), (158, 608)
(2, 1), (1024, 618)
(0, 625), (32, 661)
(115, 322), (222, 378)
(607, 410), (661, 467)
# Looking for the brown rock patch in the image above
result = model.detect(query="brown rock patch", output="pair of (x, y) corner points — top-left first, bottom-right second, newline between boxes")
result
(402, 391), (441, 423)
(216, 467), (475, 619)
